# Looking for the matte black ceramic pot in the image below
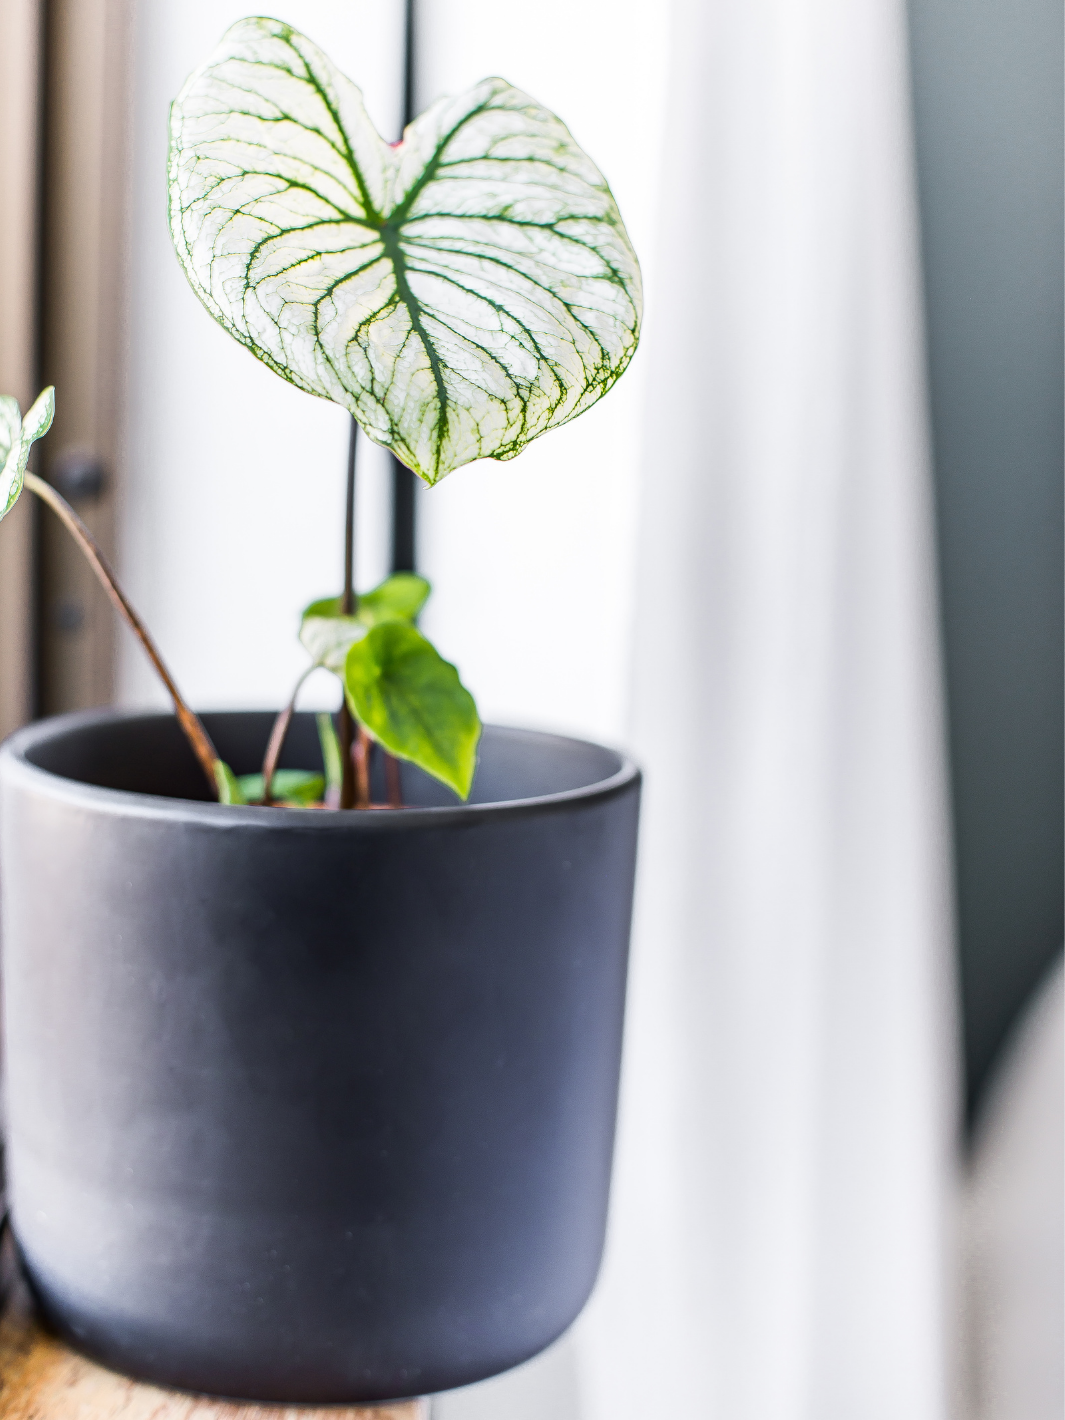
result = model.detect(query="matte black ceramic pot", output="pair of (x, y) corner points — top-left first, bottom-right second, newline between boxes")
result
(0, 709), (639, 1403)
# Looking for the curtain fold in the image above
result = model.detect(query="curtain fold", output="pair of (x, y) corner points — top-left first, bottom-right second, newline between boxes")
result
(571, 0), (959, 1415)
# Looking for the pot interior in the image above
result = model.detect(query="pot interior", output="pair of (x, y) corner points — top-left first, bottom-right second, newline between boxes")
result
(20, 712), (626, 809)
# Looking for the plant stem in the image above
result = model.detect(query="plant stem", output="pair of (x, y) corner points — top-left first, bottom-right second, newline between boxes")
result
(260, 666), (312, 805)
(353, 724), (371, 808)
(339, 418), (358, 809)
(385, 752), (403, 808)
(24, 472), (219, 794)
(342, 421), (357, 618)
(338, 701), (357, 808)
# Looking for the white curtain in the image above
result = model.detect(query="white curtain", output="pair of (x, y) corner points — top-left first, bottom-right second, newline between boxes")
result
(439, 0), (958, 1416)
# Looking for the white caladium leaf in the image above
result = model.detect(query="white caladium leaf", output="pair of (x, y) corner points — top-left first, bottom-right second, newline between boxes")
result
(0, 387), (55, 520)
(169, 18), (642, 485)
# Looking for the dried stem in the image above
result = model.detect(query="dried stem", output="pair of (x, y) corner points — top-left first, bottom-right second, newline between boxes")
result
(260, 666), (312, 805)
(24, 472), (219, 795)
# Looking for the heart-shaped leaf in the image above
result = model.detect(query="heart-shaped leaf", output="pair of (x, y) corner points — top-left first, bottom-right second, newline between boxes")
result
(0, 387), (55, 520)
(300, 573), (431, 670)
(169, 18), (642, 484)
(344, 622), (480, 799)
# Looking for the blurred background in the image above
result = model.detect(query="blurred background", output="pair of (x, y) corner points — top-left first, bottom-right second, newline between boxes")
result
(0, 0), (1060, 1416)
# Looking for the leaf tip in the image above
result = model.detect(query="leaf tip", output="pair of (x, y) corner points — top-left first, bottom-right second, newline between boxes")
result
(214, 759), (247, 805)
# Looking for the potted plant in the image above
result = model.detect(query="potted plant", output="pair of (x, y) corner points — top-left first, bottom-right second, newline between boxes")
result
(0, 17), (642, 1406)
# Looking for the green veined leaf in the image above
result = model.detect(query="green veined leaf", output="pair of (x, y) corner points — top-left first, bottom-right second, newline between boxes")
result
(300, 573), (430, 669)
(237, 769), (325, 804)
(0, 387), (55, 521)
(168, 18), (642, 486)
(214, 759), (247, 804)
(317, 712), (343, 794)
(344, 622), (481, 799)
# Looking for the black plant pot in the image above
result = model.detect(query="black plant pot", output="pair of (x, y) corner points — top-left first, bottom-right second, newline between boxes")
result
(0, 709), (639, 1404)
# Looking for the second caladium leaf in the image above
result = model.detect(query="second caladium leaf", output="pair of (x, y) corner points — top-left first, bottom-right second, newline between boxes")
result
(168, 18), (642, 485)
(300, 572), (430, 670)
(0, 387), (55, 520)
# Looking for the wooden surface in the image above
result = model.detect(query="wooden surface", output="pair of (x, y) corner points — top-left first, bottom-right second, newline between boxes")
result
(0, 1233), (426, 1420)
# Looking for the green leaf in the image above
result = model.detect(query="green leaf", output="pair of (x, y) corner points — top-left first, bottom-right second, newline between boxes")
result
(214, 759), (247, 804)
(317, 712), (343, 793)
(168, 19), (642, 485)
(357, 573), (430, 626)
(0, 386), (55, 521)
(344, 623), (480, 799)
(300, 574), (430, 669)
(237, 769), (325, 805)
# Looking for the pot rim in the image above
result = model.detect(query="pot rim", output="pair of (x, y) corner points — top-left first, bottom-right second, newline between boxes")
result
(0, 708), (640, 832)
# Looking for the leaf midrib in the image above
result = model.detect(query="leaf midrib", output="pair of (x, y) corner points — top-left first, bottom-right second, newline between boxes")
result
(378, 223), (450, 477)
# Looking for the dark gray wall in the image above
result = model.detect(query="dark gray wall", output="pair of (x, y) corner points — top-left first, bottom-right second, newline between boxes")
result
(908, 0), (1063, 1114)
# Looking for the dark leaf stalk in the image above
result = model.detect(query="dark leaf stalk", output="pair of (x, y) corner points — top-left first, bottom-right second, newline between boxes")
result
(338, 418), (359, 809)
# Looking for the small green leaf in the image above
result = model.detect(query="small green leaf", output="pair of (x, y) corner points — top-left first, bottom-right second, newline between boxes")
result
(317, 712), (343, 794)
(22, 387), (55, 444)
(344, 623), (481, 799)
(300, 574), (430, 670)
(169, 19), (642, 485)
(237, 769), (325, 805)
(214, 759), (246, 804)
(1, 386), (55, 521)
(303, 597), (344, 619)
(357, 573), (431, 627)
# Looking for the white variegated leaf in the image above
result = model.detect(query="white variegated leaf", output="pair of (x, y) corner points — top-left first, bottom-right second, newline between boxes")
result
(168, 17), (642, 485)
(0, 400), (21, 519)
(299, 599), (366, 672)
(0, 387), (55, 521)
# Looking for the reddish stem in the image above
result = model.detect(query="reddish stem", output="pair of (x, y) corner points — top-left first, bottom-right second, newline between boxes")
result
(385, 753), (403, 808)
(24, 472), (219, 795)
(352, 724), (371, 808)
(260, 668), (311, 805)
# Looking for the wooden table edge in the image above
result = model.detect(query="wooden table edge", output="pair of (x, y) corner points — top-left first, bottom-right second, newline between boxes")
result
(0, 1226), (426, 1420)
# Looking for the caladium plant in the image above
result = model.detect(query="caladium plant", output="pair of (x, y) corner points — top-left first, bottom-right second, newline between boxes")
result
(1, 17), (641, 810)
(167, 15), (641, 805)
